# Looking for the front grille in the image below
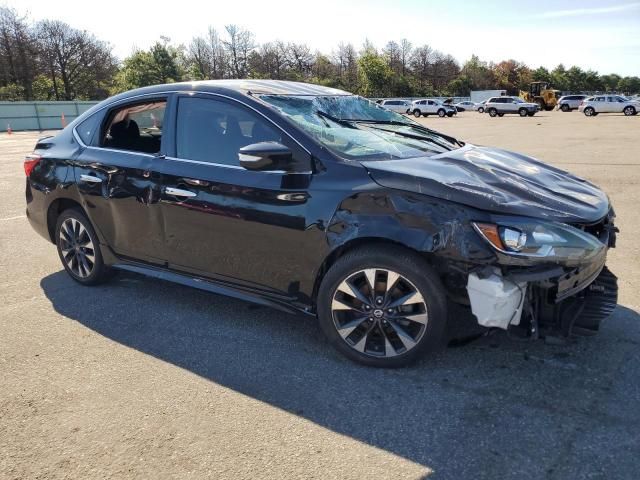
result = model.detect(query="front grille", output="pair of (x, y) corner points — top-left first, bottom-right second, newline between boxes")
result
(571, 209), (617, 247)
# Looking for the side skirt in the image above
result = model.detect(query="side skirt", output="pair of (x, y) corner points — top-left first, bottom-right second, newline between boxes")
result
(111, 262), (315, 317)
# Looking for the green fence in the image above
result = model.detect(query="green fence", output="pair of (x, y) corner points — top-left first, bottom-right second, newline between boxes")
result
(0, 101), (99, 132)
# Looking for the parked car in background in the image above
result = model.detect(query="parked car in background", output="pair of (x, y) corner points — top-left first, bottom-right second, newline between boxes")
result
(579, 95), (640, 116)
(484, 97), (539, 117)
(378, 99), (411, 114)
(557, 95), (588, 112)
(409, 99), (456, 118)
(25, 80), (618, 367)
(454, 100), (481, 112)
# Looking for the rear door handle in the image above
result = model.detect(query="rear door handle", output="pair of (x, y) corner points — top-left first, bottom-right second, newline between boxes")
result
(79, 174), (103, 184)
(164, 187), (197, 198)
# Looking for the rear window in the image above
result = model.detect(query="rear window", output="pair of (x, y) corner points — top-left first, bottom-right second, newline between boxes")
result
(101, 100), (166, 154)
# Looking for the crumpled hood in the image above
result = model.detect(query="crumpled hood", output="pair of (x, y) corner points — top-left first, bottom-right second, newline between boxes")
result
(363, 144), (610, 223)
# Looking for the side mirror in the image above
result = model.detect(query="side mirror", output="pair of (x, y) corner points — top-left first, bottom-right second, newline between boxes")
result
(238, 142), (293, 171)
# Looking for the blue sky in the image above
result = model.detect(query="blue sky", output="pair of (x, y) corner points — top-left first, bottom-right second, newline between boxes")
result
(8, 0), (640, 75)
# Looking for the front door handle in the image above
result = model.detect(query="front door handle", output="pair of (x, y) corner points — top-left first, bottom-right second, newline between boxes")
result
(164, 187), (197, 198)
(79, 174), (103, 184)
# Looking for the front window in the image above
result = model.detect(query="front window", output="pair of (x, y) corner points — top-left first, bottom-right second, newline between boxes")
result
(260, 95), (460, 161)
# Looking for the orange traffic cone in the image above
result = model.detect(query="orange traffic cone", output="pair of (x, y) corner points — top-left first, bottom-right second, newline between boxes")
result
(61, 113), (67, 128)
(6, 123), (12, 135)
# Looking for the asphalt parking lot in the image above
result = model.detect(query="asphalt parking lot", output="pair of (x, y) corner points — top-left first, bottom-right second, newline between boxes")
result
(1, 111), (639, 479)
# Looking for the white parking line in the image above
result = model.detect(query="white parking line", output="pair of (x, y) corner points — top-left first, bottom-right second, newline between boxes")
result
(0, 215), (26, 221)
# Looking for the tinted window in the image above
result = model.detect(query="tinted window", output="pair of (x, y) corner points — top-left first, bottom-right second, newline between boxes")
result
(176, 97), (282, 166)
(102, 100), (166, 154)
(76, 113), (100, 145)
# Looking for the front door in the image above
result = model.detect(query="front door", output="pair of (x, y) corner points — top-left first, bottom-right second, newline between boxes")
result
(156, 94), (315, 297)
(74, 98), (167, 264)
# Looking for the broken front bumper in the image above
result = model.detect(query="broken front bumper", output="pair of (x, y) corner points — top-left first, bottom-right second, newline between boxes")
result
(466, 211), (618, 337)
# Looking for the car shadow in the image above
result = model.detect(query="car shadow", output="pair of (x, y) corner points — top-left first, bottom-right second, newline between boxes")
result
(40, 270), (640, 479)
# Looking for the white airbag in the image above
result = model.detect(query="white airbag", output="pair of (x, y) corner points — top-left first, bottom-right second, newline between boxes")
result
(467, 272), (526, 329)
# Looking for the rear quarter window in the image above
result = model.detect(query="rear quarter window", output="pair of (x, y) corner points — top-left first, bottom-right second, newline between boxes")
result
(75, 113), (101, 146)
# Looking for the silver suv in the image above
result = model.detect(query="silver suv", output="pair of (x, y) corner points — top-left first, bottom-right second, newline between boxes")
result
(558, 95), (588, 112)
(484, 97), (539, 117)
(409, 99), (457, 118)
(579, 95), (639, 116)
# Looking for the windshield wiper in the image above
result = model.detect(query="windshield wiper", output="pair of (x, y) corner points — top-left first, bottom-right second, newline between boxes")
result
(357, 124), (454, 151)
(316, 110), (356, 128)
(346, 119), (463, 147)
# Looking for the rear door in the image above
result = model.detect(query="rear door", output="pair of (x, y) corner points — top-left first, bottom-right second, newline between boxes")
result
(73, 97), (168, 264)
(155, 93), (314, 295)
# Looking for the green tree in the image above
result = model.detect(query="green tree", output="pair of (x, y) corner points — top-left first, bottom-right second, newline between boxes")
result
(115, 39), (183, 92)
(357, 51), (392, 97)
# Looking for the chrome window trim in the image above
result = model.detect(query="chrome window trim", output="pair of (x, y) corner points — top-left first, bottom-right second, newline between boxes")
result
(72, 89), (312, 157)
(163, 156), (311, 175)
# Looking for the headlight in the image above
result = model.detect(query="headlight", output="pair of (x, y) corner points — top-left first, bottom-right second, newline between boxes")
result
(473, 219), (605, 262)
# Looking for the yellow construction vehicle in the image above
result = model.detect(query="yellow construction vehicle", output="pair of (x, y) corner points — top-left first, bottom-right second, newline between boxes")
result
(519, 81), (561, 111)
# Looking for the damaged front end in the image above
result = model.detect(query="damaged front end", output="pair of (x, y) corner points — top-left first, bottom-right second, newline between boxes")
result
(467, 210), (618, 339)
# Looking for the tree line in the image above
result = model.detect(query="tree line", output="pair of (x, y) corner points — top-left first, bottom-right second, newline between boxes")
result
(1, 6), (639, 102)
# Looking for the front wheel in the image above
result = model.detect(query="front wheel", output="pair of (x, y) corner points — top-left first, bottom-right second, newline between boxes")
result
(478, 107), (484, 113)
(55, 208), (112, 285)
(624, 106), (636, 116)
(447, 112), (454, 117)
(317, 246), (447, 367)
(488, 108), (498, 117)
(519, 108), (528, 117)
(437, 109), (446, 117)
(584, 107), (595, 117)
(413, 109), (422, 118)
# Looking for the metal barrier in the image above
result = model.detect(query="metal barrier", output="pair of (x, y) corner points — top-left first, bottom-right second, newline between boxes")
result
(0, 101), (99, 132)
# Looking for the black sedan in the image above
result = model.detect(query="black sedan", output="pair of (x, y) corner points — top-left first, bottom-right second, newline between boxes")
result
(25, 80), (618, 367)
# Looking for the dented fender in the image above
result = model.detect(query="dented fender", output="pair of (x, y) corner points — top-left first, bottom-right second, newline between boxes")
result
(325, 190), (496, 264)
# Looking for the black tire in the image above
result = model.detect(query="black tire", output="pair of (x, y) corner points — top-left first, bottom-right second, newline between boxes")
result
(55, 208), (112, 285)
(488, 108), (498, 117)
(498, 113), (505, 117)
(437, 108), (446, 117)
(527, 112), (535, 117)
(561, 104), (570, 112)
(317, 245), (447, 368)
(413, 109), (422, 118)
(518, 108), (528, 117)
(478, 107), (484, 113)
(584, 107), (595, 117)
(623, 106), (636, 116)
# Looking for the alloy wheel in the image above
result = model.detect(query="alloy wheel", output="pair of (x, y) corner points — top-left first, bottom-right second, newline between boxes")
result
(331, 268), (428, 358)
(59, 218), (95, 278)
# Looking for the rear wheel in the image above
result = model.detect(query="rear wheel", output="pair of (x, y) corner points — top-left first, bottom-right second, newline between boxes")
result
(561, 104), (570, 112)
(488, 108), (498, 117)
(55, 208), (111, 285)
(413, 109), (422, 118)
(437, 109), (446, 117)
(317, 246), (447, 367)
(584, 107), (595, 117)
(519, 108), (528, 117)
(623, 106), (636, 116)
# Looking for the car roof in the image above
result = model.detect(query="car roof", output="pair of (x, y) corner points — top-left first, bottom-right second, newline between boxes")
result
(112, 80), (352, 101)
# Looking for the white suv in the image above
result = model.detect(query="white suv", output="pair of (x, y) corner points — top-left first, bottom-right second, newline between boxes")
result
(579, 95), (639, 116)
(409, 99), (456, 118)
(484, 97), (539, 117)
(378, 99), (411, 114)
